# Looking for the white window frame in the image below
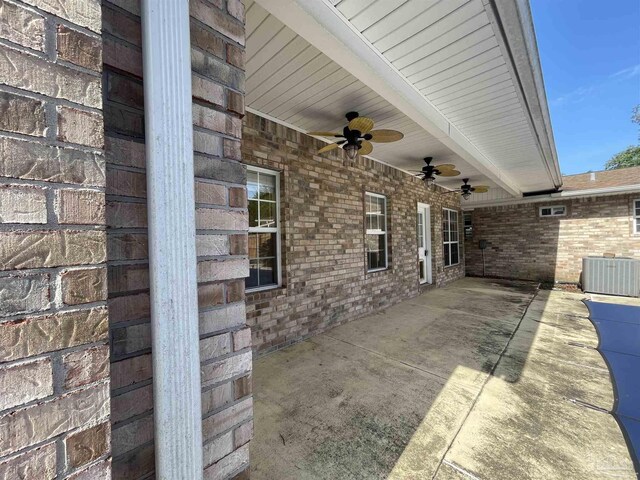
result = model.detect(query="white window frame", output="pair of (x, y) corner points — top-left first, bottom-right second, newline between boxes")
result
(246, 165), (281, 292)
(539, 205), (566, 217)
(634, 199), (640, 235)
(443, 208), (460, 267)
(365, 192), (388, 272)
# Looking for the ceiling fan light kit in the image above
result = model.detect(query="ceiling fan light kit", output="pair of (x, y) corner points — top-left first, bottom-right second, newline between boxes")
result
(309, 115), (489, 199)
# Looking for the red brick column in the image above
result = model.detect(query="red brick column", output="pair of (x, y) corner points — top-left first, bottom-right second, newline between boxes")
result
(0, 0), (110, 478)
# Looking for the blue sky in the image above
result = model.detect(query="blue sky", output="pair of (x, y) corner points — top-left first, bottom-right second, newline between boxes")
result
(530, 0), (640, 174)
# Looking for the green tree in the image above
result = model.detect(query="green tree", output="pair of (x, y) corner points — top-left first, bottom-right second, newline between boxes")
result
(604, 105), (640, 170)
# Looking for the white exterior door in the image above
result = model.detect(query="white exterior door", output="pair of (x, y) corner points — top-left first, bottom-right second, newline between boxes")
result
(417, 203), (432, 284)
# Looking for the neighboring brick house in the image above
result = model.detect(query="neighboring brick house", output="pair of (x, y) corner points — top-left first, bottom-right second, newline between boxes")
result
(464, 167), (640, 283)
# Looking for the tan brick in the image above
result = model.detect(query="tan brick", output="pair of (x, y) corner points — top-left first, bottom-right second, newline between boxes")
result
(203, 444), (249, 480)
(226, 43), (244, 69)
(103, 35), (142, 78)
(201, 382), (233, 414)
(229, 234), (247, 255)
(0, 230), (105, 271)
(0, 358), (52, 411)
(193, 104), (241, 137)
(107, 168), (147, 198)
(201, 351), (251, 385)
(57, 25), (101, 71)
(105, 136), (146, 168)
(202, 397), (252, 440)
(228, 187), (246, 208)
(193, 74), (225, 107)
(106, 71), (144, 109)
(62, 344), (109, 389)
(0, 273), (50, 317)
(61, 267), (107, 305)
(29, 0), (101, 32)
(57, 106), (104, 148)
(200, 333), (232, 362)
(108, 233), (148, 261)
(111, 443), (154, 480)
(196, 181), (226, 205)
(107, 264), (149, 295)
(200, 303), (246, 335)
(108, 292), (150, 324)
(196, 208), (247, 230)
(67, 459), (110, 480)
(234, 421), (252, 448)
(0, 307), (108, 362)
(227, 0), (244, 22)
(65, 422), (110, 469)
(0, 184), (47, 224)
(194, 129), (223, 156)
(230, 468), (250, 480)
(111, 383), (153, 424)
(191, 20), (224, 58)
(103, 4), (141, 45)
(0, 137), (105, 187)
(224, 138), (241, 159)
(0, 382), (109, 456)
(0, 47), (101, 108)
(111, 354), (152, 390)
(112, 322), (150, 356)
(226, 279), (244, 303)
(0, 442), (56, 480)
(0, 1), (45, 51)
(203, 430), (233, 468)
(198, 258), (249, 282)
(232, 328), (251, 351)
(227, 89), (244, 117)
(234, 374), (252, 399)
(111, 414), (153, 457)
(0, 91), (46, 136)
(190, 0), (244, 46)
(55, 189), (105, 225)
(107, 201), (147, 228)
(197, 234), (230, 257)
(199, 282), (224, 309)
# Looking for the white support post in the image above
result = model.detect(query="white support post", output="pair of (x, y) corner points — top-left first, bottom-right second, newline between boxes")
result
(141, 1), (203, 478)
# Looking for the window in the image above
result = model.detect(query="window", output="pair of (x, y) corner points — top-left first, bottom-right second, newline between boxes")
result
(463, 212), (473, 239)
(539, 205), (566, 217)
(443, 208), (459, 267)
(635, 199), (640, 234)
(246, 167), (280, 291)
(365, 192), (387, 271)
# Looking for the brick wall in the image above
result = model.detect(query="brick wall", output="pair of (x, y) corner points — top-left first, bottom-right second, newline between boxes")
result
(103, 0), (251, 478)
(0, 0), (110, 478)
(242, 112), (465, 354)
(464, 194), (640, 283)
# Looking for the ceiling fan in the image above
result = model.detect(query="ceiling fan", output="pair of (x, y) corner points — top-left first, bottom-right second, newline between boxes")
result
(455, 178), (490, 200)
(413, 157), (460, 187)
(308, 112), (404, 160)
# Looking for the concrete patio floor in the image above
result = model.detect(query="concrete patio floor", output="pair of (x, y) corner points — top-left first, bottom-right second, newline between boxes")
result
(250, 277), (637, 479)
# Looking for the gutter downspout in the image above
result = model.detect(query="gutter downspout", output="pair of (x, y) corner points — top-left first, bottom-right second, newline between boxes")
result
(141, 1), (204, 478)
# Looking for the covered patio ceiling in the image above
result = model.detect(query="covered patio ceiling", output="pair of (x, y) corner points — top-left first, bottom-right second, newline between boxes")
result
(245, 0), (561, 204)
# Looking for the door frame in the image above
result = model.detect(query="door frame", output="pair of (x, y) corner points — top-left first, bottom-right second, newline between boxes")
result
(417, 202), (432, 284)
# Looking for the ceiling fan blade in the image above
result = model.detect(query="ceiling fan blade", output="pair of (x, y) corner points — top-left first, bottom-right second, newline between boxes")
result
(348, 116), (375, 134)
(472, 186), (489, 193)
(368, 129), (404, 143)
(434, 164), (457, 171)
(359, 140), (374, 156)
(318, 143), (341, 154)
(308, 131), (342, 137)
(437, 169), (461, 177)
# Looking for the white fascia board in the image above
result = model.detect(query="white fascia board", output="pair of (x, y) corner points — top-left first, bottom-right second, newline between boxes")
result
(463, 184), (640, 210)
(254, 0), (522, 197)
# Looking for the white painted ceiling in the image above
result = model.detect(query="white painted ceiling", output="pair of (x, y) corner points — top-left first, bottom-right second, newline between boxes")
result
(244, 0), (558, 201)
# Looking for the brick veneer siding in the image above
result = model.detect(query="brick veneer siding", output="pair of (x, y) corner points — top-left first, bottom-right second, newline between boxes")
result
(242, 112), (465, 354)
(103, 0), (250, 478)
(464, 194), (640, 283)
(0, 1), (110, 478)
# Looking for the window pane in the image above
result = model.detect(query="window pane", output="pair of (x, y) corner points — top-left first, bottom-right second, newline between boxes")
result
(248, 200), (259, 227)
(246, 260), (259, 289)
(541, 208), (551, 216)
(259, 258), (277, 286)
(366, 234), (386, 270)
(444, 243), (450, 267)
(259, 174), (276, 201)
(258, 233), (275, 258)
(451, 243), (459, 265)
(247, 171), (259, 200)
(451, 227), (458, 242)
(248, 233), (258, 259)
(259, 202), (276, 227)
